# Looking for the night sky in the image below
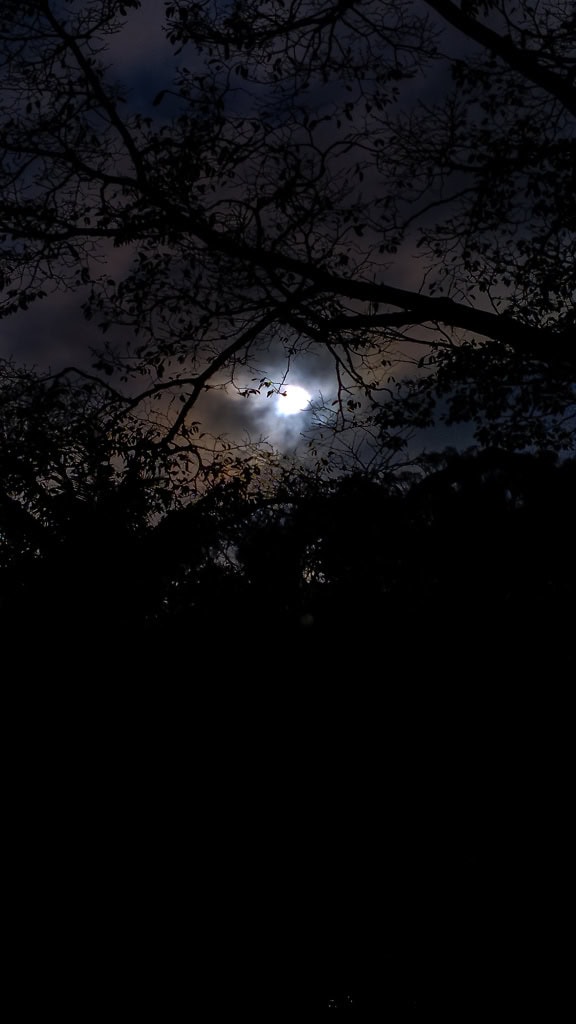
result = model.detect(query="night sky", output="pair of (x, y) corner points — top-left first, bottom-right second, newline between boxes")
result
(1, 3), (573, 1014)
(0, 0), (476, 457)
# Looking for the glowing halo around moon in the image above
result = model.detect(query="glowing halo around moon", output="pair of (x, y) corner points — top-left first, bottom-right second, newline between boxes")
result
(275, 385), (312, 416)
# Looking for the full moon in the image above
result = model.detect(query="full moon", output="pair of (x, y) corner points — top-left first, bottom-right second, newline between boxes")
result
(275, 385), (312, 416)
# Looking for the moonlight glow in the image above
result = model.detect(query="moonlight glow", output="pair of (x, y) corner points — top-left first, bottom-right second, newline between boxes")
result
(275, 385), (312, 416)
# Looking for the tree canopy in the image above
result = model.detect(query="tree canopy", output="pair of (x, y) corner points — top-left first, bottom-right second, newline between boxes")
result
(0, 1), (575, 643)
(2, 10), (572, 1012)
(1, 0), (574, 461)
(2, 351), (574, 661)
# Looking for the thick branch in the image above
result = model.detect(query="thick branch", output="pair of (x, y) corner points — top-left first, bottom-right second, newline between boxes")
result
(186, 219), (574, 366)
(424, 0), (576, 116)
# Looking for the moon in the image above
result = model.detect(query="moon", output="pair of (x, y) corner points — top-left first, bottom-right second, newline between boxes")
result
(275, 385), (312, 416)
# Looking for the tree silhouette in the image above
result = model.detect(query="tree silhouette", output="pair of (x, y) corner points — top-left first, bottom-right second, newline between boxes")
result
(3, 357), (573, 658)
(0, 1), (573, 456)
(0, 13), (572, 1008)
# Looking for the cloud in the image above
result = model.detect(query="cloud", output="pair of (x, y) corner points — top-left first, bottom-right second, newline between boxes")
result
(0, 288), (93, 370)
(191, 345), (337, 454)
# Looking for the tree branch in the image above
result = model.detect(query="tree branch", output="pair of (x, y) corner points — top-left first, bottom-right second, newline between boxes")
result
(162, 308), (280, 446)
(186, 218), (574, 366)
(424, 0), (576, 116)
(43, 2), (148, 184)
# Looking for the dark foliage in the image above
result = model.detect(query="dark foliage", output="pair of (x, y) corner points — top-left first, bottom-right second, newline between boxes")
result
(2, 362), (573, 678)
(0, 8), (572, 1014)
(0, 1), (573, 455)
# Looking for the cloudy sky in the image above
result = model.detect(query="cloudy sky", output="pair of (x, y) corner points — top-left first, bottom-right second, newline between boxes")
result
(1, 0), (333, 449)
(0, 0), (480, 457)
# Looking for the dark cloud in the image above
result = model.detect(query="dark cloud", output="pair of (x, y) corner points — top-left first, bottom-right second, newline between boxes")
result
(0, 240), (136, 369)
(0, 288), (93, 370)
